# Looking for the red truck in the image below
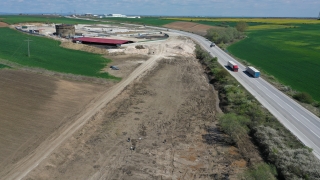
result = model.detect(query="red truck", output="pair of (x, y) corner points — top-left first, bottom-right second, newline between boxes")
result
(227, 61), (239, 72)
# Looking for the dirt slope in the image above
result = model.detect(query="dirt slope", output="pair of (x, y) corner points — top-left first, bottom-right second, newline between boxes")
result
(25, 56), (246, 179)
(0, 69), (107, 178)
(2, 35), (248, 179)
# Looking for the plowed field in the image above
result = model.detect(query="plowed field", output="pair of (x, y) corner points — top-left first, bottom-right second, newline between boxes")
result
(0, 69), (108, 177)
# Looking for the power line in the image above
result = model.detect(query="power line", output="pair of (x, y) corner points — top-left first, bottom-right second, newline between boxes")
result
(24, 38), (32, 57)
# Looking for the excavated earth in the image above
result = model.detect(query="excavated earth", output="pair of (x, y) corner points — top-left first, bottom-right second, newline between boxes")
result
(25, 57), (246, 179)
(1, 35), (248, 180)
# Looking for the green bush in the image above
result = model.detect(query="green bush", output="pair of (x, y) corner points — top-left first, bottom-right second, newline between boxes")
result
(241, 163), (277, 180)
(206, 27), (242, 44)
(219, 113), (250, 143)
(293, 92), (314, 104)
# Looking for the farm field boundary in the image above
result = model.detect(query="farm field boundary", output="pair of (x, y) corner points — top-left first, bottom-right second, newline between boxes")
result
(0, 27), (118, 80)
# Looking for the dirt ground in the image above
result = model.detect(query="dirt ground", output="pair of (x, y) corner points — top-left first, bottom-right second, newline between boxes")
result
(1, 34), (248, 179)
(0, 22), (9, 27)
(164, 22), (220, 36)
(0, 69), (109, 178)
(24, 36), (246, 180)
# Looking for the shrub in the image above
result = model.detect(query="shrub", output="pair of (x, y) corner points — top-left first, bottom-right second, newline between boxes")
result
(206, 27), (242, 44)
(254, 126), (320, 179)
(241, 163), (277, 180)
(293, 92), (314, 104)
(135, 45), (144, 49)
(219, 113), (250, 143)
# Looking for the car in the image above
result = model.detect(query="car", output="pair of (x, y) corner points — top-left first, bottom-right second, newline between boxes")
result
(110, 65), (120, 70)
(210, 43), (215, 47)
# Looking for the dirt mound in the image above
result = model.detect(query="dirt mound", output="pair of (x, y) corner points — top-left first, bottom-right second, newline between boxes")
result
(0, 22), (9, 27)
(109, 36), (195, 58)
(164, 21), (220, 36)
(0, 69), (107, 177)
(60, 42), (108, 55)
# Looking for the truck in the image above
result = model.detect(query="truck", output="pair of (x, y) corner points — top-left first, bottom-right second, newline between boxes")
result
(227, 61), (239, 72)
(246, 66), (260, 78)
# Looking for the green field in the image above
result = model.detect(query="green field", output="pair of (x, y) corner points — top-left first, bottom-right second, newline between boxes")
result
(227, 24), (320, 101)
(0, 15), (109, 25)
(103, 17), (176, 26)
(0, 27), (117, 79)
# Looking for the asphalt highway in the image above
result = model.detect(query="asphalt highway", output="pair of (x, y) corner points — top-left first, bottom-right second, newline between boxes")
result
(166, 29), (320, 159)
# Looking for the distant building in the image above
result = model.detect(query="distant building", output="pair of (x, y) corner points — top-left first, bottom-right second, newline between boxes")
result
(105, 14), (127, 18)
(104, 14), (140, 18)
(84, 13), (93, 17)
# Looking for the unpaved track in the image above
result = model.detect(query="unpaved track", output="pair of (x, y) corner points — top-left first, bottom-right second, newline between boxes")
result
(3, 43), (166, 180)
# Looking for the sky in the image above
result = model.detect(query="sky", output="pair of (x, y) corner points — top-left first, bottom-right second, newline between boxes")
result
(0, 0), (319, 17)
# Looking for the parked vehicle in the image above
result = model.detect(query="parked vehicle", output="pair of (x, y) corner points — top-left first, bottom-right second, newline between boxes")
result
(227, 61), (239, 72)
(210, 43), (215, 47)
(110, 65), (120, 70)
(246, 66), (260, 78)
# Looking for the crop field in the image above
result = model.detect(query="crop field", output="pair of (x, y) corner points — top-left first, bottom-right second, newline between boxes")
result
(247, 24), (295, 31)
(103, 17), (176, 26)
(228, 24), (320, 101)
(163, 17), (320, 24)
(0, 27), (117, 79)
(0, 15), (108, 25)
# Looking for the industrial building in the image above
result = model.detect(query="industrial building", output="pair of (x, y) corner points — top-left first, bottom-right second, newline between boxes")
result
(55, 24), (75, 38)
(104, 14), (140, 18)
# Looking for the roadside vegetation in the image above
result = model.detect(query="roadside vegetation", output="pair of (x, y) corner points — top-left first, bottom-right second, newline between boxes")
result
(195, 44), (320, 179)
(0, 27), (118, 80)
(206, 26), (243, 45)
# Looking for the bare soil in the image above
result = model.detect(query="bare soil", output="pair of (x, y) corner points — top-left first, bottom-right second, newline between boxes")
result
(164, 21), (220, 36)
(25, 55), (246, 179)
(0, 69), (108, 178)
(1, 34), (252, 179)
(103, 54), (149, 78)
(60, 41), (108, 55)
(0, 22), (9, 27)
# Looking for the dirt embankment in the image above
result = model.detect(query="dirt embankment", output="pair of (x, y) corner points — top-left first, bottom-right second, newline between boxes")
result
(25, 54), (247, 179)
(0, 69), (108, 178)
(1, 34), (253, 179)
(0, 22), (9, 27)
(60, 41), (108, 55)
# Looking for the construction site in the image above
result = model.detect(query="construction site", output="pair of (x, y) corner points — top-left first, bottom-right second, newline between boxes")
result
(0, 20), (251, 180)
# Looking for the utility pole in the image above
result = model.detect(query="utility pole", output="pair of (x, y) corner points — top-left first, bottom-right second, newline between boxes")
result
(24, 38), (32, 57)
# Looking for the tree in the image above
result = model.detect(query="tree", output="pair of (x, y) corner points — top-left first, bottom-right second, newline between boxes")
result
(236, 21), (248, 32)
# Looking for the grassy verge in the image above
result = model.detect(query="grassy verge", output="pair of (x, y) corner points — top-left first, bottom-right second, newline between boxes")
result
(0, 27), (118, 80)
(0, 63), (10, 69)
(195, 44), (320, 179)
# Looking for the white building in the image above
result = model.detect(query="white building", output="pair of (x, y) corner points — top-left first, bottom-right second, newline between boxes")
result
(105, 14), (127, 17)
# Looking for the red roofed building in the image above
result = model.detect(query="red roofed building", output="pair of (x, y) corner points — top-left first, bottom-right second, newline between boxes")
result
(72, 37), (133, 46)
